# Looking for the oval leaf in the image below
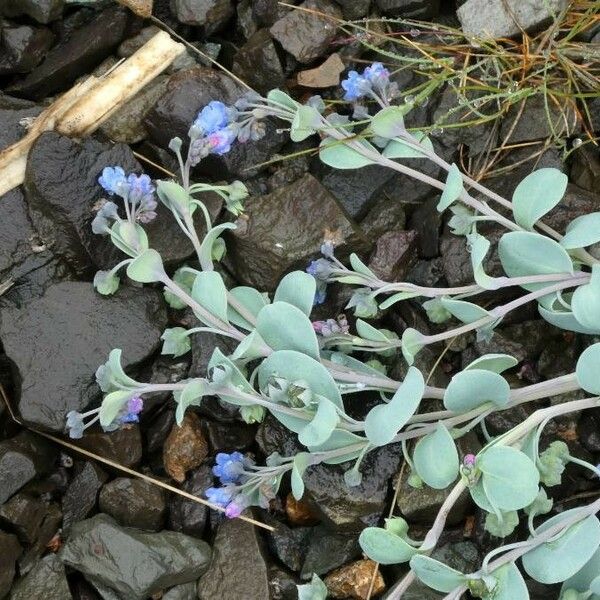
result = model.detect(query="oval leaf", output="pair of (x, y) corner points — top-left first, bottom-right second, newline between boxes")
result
(319, 137), (377, 169)
(437, 163), (463, 212)
(561, 212), (600, 249)
(410, 555), (466, 593)
(191, 271), (229, 324)
(444, 369), (510, 412)
(274, 271), (316, 316)
(572, 265), (600, 331)
(464, 354), (519, 373)
(413, 422), (459, 489)
(359, 528), (418, 565)
(488, 563), (529, 600)
(126, 249), (166, 283)
(576, 342), (600, 395)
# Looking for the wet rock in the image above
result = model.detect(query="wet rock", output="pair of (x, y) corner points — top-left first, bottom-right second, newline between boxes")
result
(100, 76), (169, 144)
(198, 516), (269, 600)
(9, 554), (71, 600)
(7, 6), (129, 100)
(297, 53), (345, 88)
(163, 412), (208, 483)
(0, 22), (54, 75)
(168, 464), (212, 537)
(333, 0), (370, 19)
(17, 502), (62, 575)
(269, 566), (299, 600)
(62, 462), (108, 534)
(301, 526), (361, 578)
(324, 559), (385, 600)
(269, 0), (342, 64)
(99, 478), (166, 531)
(77, 427), (143, 468)
(0, 282), (166, 431)
(203, 419), (255, 453)
(368, 230), (418, 282)
(170, 0), (234, 33)
(0, 94), (43, 149)
(61, 514), (211, 599)
(0, 493), (46, 545)
(461, 330), (529, 369)
(0, 531), (21, 598)
(458, 0), (569, 39)
(163, 582), (196, 600)
(0, 432), (56, 504)
(145, 66), (285, 178)
(0, 0), (64, 24)
(227, 173), (355, 291)
(375, 0), (439, 18)
(500, 94), (579, 144)
(233, 29), (285, 93)
(570, 144), (600, 194)
(285, 493), (320, 525)
(265, 517), (312, 572)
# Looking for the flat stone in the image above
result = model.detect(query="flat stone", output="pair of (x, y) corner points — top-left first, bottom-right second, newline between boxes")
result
(0, 531), (21, 599)
(77, 427), (143, 468)
(0, 0), (64, 24)
(227, 173), (355, 291)
(368, 230), (418, 282)
(0, 22), (54, 75)
(7, 6), (129, 100)
(458, 0), (569, 40)
(9, 554), (72, 600)
(203, 419), (255, 453)
(62, 462), (108, 535)
(17, 502), (62, 575)
(232, 28), (285, 94)
(170, 0), (234, 33)
(301, 526), (361, 578)
(60, 514), (211, 600)
(0, 493), (46, 545)
(333, 0), (371, 19)
(297, 53), (345, 88)
(0, 282), (166, 431)
(197, 517), (269, 600)
(99, 478), (166, 531)
(269, 0), (342, 64)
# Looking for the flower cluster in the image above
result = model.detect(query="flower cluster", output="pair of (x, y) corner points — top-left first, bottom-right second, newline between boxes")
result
(93, 167), (157, 233)
(312, 314), (350, 337)
(341, 61), (397, 104)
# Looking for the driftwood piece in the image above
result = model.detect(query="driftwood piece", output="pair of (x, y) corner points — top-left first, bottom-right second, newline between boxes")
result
(0, 30), (184, 197)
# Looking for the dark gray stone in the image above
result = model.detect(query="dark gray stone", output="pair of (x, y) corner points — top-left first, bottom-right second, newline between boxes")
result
(0, 432), (56, 504)
(170, 0), (234, 33)
(375, 0), (439, 18)
(9, 554), (71, 600)
(203, 419), (255, 453)
(264, 516), (312, 572)
(269, 0), (342, 64)
(0, 493), (46, 545)
(300, 526), (361, 579)
(77, 427), (143, 469)
(6, 6), (128, 100)
(0, 0), (64, 24)
(0, 282), (166, 431)
(60, 514), (211, 600)
(0, 531), (21, 599)
(17, 502), (62, 575)
(197, 516), (269, 600)
(334, 0), (370, 19)
(0, 22), (54, 75)
(99, 477), (166, 531)
(62, 462), (108, 534)
(0, 94), (43, 149)
(167, 465), (211, 537)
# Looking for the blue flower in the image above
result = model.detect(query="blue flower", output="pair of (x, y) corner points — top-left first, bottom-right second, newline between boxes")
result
(207, 126), (237, 155)
(212, 451), (249, 484)
(206, 486), (234, 507)
(66, 411), (85, 439)
(194, 101), (230, 135)
(314, 286), (327, 305)
(364, 62), (389, 85)
(306, 258), (333, 281)
(98, 166), (127, 196)
(341, 71), (369, 101)
(127, 173), (154, 203)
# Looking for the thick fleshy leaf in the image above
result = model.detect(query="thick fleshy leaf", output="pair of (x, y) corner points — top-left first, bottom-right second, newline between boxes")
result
(437, 163), (463, 212)
(468, 233), (498, 289)
(561, 546), (600, 597)
(191, 271), (229, 324)
(176, 379), (206, 425)
(161, 327), (191, 357)
(410, 555), (466, 593)
(126, 249), (166, 283)
(498, 231), (573, 291)
(291, 453), (310, 500)
(522, 510), (600, 584)
(444, 369), (510, 412)
(464, 354), (518, 373)
(440, 297), (490, 323)
(96, 348), (140, 392)
(561, 212), (600, 249)
(256, 302), (319, 359)
(198, 223), (236, 270)
(349, 253), (376, 278)
(267, 89), (299, 111)
(157, 180), (191, 217)
(99, 390), (132, 427)
(319, 137), (377, 169)
(297, 574), (327, 600)
(539, 305), (600, 334)
(479, 446), (539, 511)
(370, 106), (407, 138)
(356, 319), (391, 343)
(576, 342), (600, 395)
(401, 328), (426, 365)
(290, 105), (321, 141)
(382, 131), (433, 159)
(572, 265), (600, 331)
(227, 286), (269, 330)
(364, 367), (424, 446)
(359, 527), (419, 565)
(485, 563), (529, 600)
(298, 398), (339, 447)
(258, 350), (343, 408)
(512, 168), (568, 230)
(274, 271), (316, 316)
(308, 429), (366, 463)
(413, 422), (459, 489)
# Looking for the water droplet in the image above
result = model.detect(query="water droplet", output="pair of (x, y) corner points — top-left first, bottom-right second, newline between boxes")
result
(404, 94), (415, 104)
(573, 138), (583, 149)
(432, 127), (444, 136)
(409, 28), (420, 37)
(508, 82), (518, 93)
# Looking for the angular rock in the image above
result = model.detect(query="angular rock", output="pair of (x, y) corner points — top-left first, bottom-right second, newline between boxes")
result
(163, 412), (208, 483)
(265, 517), (312, 572)
(368, 230), (418, 282)
(324, 559), (385, 600)
(7, 6), (128, 100)
(227, 173), (355, 290)
(99, 478), (166, 531)
(62, 462), (108, 534)
(375, 0), (439, 18)
(285, 493), (320, 525)
(0, 432), (56, 504)
(163, 582), (196, 600)
(333, 0), (370, 19)
(269, 0), (342, 64)
(9, 554), (71, 600)
(458, 0), (569, 40)
(0, 531), (21, 599)
(168, 464), (212, 537)
(269, 566), (299, 600)
(170, 0), (234, 33)
(77, 427), (143, 468)
(0, 23), (54, 75)
(232, 29), (285, 93)
(17, 502), (62, 575)
(570, 144), (600, 194)
(0, 493), (46, 545)
(0, 282), (166, 431)
(297, 53), (345, 88)
(0, 94), (43, 150)
(145, 67), (285, 178)
(0, 0), (64, 24)
(203, 419), (255, 453)
(301, 526), (361, 578)
(197, 517), (269, 600)
(61, 514), (211, 599)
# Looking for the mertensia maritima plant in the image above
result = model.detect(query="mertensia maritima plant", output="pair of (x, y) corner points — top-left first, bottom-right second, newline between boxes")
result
(66, 63), (600, 600)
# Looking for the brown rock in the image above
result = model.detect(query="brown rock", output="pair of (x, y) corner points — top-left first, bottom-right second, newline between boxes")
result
(163, 412), (208, 482)
(324, 559), (385, 600)
(285, 493), (320, 526)
(297, 53), (345, 88)
(117, 0), (153, 16)
(368, 230), (418, 282)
